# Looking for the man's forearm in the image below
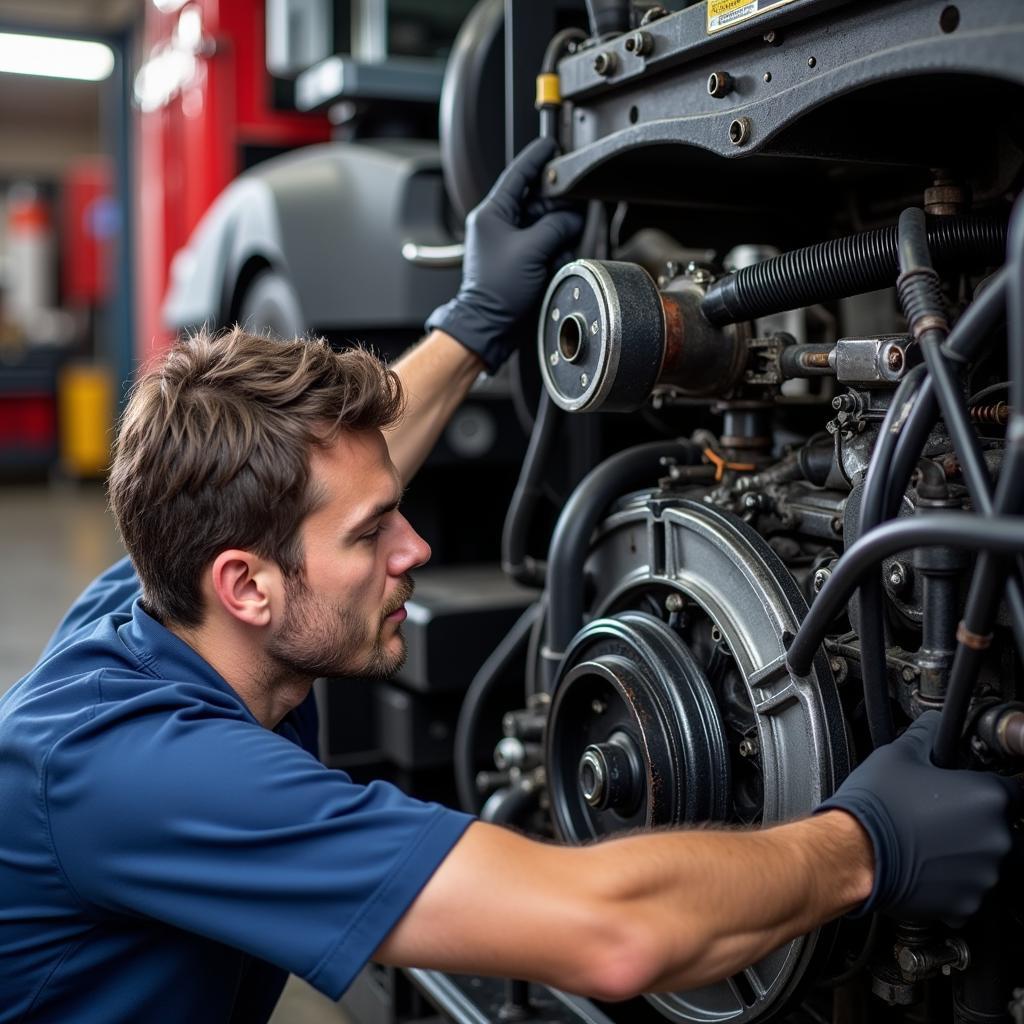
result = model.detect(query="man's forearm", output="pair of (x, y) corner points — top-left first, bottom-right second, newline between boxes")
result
(384, 330), (484, 484)
(379, 812), (873, 1001)
(587, 809), (874, 992)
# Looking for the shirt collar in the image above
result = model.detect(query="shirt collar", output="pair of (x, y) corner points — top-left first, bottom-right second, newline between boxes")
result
(118, 598), (260, 726)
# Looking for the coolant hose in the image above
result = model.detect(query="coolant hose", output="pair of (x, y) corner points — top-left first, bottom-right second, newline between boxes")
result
(882, 269), (1009, 516)
(502, 393), (560, 586)
(933, 197), (1024, 766)
(538, 29), (587, 141)
(702, 217), (1006, 327)
(454, 602), (542, 814)
(787, 517), (1024, 678)
(542, 440), (697, 691)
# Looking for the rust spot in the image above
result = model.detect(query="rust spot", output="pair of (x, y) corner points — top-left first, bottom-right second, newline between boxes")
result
(660, 294), (685, 381)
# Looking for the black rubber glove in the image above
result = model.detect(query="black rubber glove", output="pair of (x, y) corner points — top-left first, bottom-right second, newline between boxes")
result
(817, 711), (1015, 924)
(427, 137), (584, 372)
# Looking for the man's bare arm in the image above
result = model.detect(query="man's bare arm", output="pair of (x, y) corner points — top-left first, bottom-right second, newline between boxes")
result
(383, 330), (484, 485)
(374, 811), (872, 1002)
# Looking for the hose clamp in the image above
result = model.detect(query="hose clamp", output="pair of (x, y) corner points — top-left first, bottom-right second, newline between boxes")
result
(911, 313), (950, 341)
(956, 621), (993, 651)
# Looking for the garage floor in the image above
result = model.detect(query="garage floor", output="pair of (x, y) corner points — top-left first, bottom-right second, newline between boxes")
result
(0, 483), (348, 1024)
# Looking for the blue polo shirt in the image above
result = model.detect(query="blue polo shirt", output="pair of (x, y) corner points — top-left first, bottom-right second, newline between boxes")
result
(0, 557), (473, 1023)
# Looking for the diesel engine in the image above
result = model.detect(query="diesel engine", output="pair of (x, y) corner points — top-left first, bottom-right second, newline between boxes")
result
(451, 2), (1024, 1021)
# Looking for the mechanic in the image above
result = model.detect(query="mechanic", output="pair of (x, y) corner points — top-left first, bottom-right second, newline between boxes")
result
(0, 138), (1015, 1024)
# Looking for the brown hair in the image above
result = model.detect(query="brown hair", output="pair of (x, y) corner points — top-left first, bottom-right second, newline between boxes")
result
(108, 326), (404, 627)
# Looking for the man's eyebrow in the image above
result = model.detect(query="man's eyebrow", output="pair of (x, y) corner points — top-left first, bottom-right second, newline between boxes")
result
(346, 489), (404, 536)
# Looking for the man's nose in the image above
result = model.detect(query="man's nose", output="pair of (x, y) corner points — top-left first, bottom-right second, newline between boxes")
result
(388, 513), (431, 575)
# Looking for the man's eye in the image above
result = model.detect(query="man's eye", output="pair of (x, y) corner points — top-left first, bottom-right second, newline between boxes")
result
(361, 527), (382, 543)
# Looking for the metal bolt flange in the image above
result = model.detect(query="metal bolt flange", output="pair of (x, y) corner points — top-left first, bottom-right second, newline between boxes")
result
(729, 117), (752, 146)
(624, 31), (653, 56)
(707, 70), (734, 98)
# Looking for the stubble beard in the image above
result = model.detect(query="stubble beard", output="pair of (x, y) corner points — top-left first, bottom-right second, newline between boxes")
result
(267, 573), (414, 680)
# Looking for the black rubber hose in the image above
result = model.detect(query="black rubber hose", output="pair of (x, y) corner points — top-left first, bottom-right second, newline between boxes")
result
(538, 29), (587, 141)
(933, 197), (1024, 767)
(933, 445), (1024, 766)
(542, 440), (696, 691)
(880, 271), (1024, 659)
(453, 603), (542, 814)
(854, 364), (929, 747)
(502, 393), (560, 586)
(898, 209), (994, 507)
(702, 217), (1006, 327)
(882, 269), (1009, 516)
(480, 777), (540, 826)
(584, 0), (631, 36)
(503, 27), (588, 577)
(787, 517), (1024, 677)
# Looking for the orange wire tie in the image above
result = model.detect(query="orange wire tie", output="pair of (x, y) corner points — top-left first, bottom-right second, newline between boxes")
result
(702, 446), (756, 482)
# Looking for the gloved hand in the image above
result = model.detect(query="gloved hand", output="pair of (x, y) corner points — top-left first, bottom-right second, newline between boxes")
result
(817, 711), (1016, 923)
(427, 137), (584, 372)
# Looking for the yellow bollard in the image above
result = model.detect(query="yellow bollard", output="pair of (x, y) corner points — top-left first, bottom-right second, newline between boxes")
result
(58, 362), (113, 478)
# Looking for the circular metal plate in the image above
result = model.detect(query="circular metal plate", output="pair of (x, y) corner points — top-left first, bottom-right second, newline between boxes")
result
(548, 495), (849, 1022)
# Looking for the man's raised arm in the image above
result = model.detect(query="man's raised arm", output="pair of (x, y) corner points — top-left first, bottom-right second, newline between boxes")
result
(383, 138), (581, 484)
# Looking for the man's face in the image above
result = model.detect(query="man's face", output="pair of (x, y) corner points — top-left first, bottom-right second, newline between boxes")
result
(266, 429), (430, 679)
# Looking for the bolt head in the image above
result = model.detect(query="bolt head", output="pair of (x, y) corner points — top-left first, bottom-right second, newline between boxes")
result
(665, 593), (684, 613)
(549, 351), (559, 366)
(580, 372), (589, 388)
(813, 568), (830, 592)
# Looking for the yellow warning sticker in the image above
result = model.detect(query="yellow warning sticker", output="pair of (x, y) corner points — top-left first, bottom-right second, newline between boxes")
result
(707, 0), (797, 34)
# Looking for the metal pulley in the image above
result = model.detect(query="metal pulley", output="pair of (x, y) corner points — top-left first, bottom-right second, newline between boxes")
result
(545, 611), (731, 841)
(537, 259), (748, 412)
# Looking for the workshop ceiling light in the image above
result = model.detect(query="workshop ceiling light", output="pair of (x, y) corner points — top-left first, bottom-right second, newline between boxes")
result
(0, 33), (115, 82)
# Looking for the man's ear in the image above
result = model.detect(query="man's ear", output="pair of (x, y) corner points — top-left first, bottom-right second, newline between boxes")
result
(208, 550), (281, 628)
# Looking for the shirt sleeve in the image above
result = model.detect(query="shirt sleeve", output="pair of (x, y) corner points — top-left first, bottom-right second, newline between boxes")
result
(44, 706), (474, 998)
(43, 556), (140, 658)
